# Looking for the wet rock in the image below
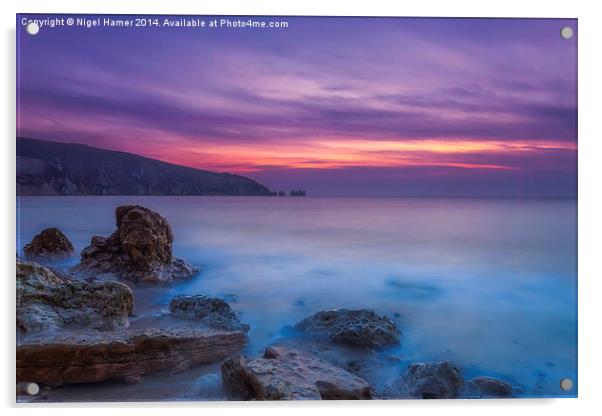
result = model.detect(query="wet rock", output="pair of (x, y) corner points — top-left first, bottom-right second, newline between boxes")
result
(169, 294), (250, 332)
(221, 346), (373, 400)
(17, 260), (133, 332)
(17, 327), (246, 387)
(46, 266), (75, 281)
(468, 376), (513, 398)
(72, 205), (198, 283)
(23, 227), (74, 260)
(221, 356), (253, 399)
(294, 309), (401, 348)
(403, 362), (463, 399)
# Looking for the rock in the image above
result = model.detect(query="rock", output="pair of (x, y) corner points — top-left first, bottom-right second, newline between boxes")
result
(294, 309), (401, 348)
(72, 205), (198, 283)
(403, 362), (463, 399)
(221, 346), (373, 400)
(17, 327), (246, 387)
(221, 356), (253, 399)
(23, 227), (74, 260)
(169, 294), (250, 332)
(17, 260), (133, 332)
(469, 376), (513, 398)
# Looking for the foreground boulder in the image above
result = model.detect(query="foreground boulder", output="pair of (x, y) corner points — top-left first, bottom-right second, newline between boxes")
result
(222, 346), (373, 400)
(17, 260), (133, 332)
(23, 227), (74, 260)
(467, 376), (513, 398)
(17, 327), (246, 387)
(169, 294), (250, 332)
(72, 205), (198, 284)
(294, 309), (401, 348)
(403, 362), (463, 399)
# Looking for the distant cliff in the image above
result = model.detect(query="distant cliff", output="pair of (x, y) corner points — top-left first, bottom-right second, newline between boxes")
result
(17, 137), (273, 196)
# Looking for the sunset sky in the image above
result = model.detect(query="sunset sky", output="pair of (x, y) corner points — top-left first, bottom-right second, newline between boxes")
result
(17, 16), (577, 196)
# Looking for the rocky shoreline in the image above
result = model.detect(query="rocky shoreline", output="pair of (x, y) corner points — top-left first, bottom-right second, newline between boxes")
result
(17, 204), (515, 401)
(18, 327), (247, 388)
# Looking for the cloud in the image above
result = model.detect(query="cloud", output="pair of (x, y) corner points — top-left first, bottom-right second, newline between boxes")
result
(16, 16), (577, 196)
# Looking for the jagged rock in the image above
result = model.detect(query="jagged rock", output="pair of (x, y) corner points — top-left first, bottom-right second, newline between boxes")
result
(294, 309), (401, 348)
(23, 227), (74, 260)
(169, 295), (250, 332)
(17, 260), (133, 332)
(467, 376), (513, 397)
(221, 346), (373, 400)
(17, 327), (247, 387)
(403, 362), (463, 399)
(72, 205), (198, 283)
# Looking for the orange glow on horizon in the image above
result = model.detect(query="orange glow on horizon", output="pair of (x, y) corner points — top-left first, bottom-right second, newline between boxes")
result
(138, 137), (576, 173)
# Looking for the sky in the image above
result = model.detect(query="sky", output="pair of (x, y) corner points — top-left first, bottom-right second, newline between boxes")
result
(17, 16), (577, 197)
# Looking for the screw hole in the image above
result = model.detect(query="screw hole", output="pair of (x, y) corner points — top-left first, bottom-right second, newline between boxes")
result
(560, 378), (573, 391)
(26, 382), (40, 395)
(560, 26), (573, 40)
(26, 22), (40, 36)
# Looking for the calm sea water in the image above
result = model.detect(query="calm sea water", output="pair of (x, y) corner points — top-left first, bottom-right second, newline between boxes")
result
(17, 196), (577, 399)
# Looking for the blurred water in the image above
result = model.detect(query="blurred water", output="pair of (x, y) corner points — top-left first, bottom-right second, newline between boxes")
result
(17, 196), (577, 398)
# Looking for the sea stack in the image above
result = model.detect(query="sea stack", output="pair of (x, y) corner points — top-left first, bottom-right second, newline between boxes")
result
(72, 205), (198, 284)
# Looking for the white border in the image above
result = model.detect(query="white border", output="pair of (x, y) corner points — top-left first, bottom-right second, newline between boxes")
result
(3, 1), (601, 415)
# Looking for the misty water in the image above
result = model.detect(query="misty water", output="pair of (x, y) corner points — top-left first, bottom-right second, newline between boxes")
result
(17, 196), (577, 400)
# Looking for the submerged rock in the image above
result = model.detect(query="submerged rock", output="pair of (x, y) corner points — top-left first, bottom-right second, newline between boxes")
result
(169, 294), (250, 332)
(72, 205), (198, 283)
(294, 309), (401, 348)
(221, 346), (373, 400)
(17, 327), (247, 387)
(23, 227), (74, 260)
(467, 376), (513, 398)
(17, 260), (133, 332)
(403, 362), (463, 399)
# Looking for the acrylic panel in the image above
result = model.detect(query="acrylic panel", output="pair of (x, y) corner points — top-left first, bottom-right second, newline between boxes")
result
(16, 14), (577, 402)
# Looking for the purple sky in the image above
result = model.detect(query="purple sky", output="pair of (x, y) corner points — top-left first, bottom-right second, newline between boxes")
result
(17, 15), (577, 197)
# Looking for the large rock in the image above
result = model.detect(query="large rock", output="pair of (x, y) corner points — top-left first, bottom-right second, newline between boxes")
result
(23, 227), (74, 260)
(294, 309), (401, 348)
(17, 260), (133, 332)
(169, 294), (250, 332)
(221, 346), (373, 400)
(17, 327), (246, 387)
(72, 205), (198, 283)
(403, 362), (464, 399)
(467, 376), (513, 398)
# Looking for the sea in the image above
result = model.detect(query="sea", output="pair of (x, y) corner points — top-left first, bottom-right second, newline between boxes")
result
(16, 196), (578, 400)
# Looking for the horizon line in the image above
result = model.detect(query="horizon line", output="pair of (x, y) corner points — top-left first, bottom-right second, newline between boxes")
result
(16, 194), (577, 200)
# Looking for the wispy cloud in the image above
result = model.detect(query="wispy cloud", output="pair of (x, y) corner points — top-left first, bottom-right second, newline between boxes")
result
(17, 16), (577, 196)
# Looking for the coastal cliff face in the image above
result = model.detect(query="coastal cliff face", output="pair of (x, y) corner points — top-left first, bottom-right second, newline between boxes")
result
(16, 137), (273, 196)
